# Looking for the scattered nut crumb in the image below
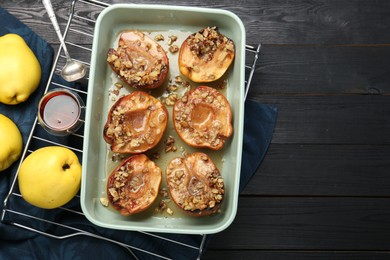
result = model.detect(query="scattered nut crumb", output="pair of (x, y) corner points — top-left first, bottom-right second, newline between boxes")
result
(100, 197), (109, 207)
(169, 45), (179, 53)
(160, 188), (169, 198)
(164, 93), (177, 106)
(174, 75), (182, 84)
(111, 153), (127, 162)
(158, 200), (167, 211)
(167, 84), (178, 93)
(156, 188), (172, 214)
(167, 35), (178, 45)
(151, 152), (160, 159)
(154, 34), (164, 41)
(111, 89), (120, 96)
(164, 136), (177, 152)
(218, 79), (228, 89)
(166, 207), (174, 215)
(115, 82), (123, 89)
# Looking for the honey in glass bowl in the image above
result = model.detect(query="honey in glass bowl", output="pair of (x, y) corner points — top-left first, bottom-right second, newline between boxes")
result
(38, 89), (85, 136)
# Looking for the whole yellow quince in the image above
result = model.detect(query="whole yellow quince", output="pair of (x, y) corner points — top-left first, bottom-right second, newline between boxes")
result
(0, 34), (41, 105)
(18, 146), (82, 209)
(0, 114), (23, 171)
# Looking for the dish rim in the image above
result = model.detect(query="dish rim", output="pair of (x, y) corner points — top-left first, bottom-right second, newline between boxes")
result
(81, 3), (246, 234)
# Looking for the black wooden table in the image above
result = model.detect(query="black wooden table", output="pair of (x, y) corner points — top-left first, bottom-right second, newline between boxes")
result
(2, 0), (390, 259)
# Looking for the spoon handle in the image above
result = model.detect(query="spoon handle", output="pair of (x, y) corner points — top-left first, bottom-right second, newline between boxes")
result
(42, 0), (71, 60)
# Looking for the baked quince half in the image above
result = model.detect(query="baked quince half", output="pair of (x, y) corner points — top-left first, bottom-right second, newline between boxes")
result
(173, 86), (233, 150)
(178, 26), (235, 83)
(103, 91), (168, 154)
(107, 154), (162, 216)
(107, 30), (169, 89)
(166, 152), (224, 216)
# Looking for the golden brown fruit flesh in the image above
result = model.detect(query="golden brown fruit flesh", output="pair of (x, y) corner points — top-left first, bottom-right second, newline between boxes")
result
(166, 152), (224, 216)
(178, 26), (235, 83)
(103, 91), (168, 154)
(107, 154), (162, 216)
(173, 86), (233, 150)
(107, 30), (169, 89)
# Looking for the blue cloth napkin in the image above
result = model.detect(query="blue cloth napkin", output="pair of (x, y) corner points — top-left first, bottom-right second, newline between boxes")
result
(0, 8), (54, 160)
(0, 7), (277, 259)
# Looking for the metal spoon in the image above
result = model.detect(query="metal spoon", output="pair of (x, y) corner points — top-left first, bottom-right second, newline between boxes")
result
(42, 0), (86, 82)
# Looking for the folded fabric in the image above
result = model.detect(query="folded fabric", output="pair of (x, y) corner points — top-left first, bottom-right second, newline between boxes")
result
(0, 7), (277, 259)
(0, 7), (54, 240)
(0, 8), (54, 164)
(240, 99), (277, 192)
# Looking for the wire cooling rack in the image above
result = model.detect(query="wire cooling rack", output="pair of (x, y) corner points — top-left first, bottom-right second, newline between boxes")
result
(1, 0), (261, 259)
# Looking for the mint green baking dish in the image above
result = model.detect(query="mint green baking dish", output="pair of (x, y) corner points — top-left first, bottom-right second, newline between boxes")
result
(81, 4), (246, 234)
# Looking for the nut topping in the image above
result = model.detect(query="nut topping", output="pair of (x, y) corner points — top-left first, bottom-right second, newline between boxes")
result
(164, 135), (177, 153)
(178, 27), (235, 82)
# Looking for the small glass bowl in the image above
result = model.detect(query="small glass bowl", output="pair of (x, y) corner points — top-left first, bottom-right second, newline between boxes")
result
(38, 88), (85, 136)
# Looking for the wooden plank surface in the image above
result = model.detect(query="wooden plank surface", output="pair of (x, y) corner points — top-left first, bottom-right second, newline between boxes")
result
(208, 197), (390, 250)
(3, 0), (390, 45)
(253, 46), (390, 95)
(253, 95), (390, 145)
(243, 144), (390, 196)
(2, 0), (390, 259)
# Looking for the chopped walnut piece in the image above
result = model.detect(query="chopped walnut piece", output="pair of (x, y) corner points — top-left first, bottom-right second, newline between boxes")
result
(111, 153), (127, 162)
(169, 45), (179, 53)
(100, 197), (109, 207)
(174, 75), (183, 84)
(158, 200), (167, 211)
(187, 27), (224, 57)
(115, 82), (123, 89)
(151, 152), (160, 159)
(154, 34), (165, 41)
(167, 35), (178, 45)
(164, 135), (177, 153)
(160, 187), (169, 198)
(164, 93), (178, 106)
(167, 84), (178, 93)
(111, 89), (120, 96)
(166, 207), (174, 215)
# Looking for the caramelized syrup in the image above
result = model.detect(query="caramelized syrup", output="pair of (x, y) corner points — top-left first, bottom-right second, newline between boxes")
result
(39, 90), (81, 132)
